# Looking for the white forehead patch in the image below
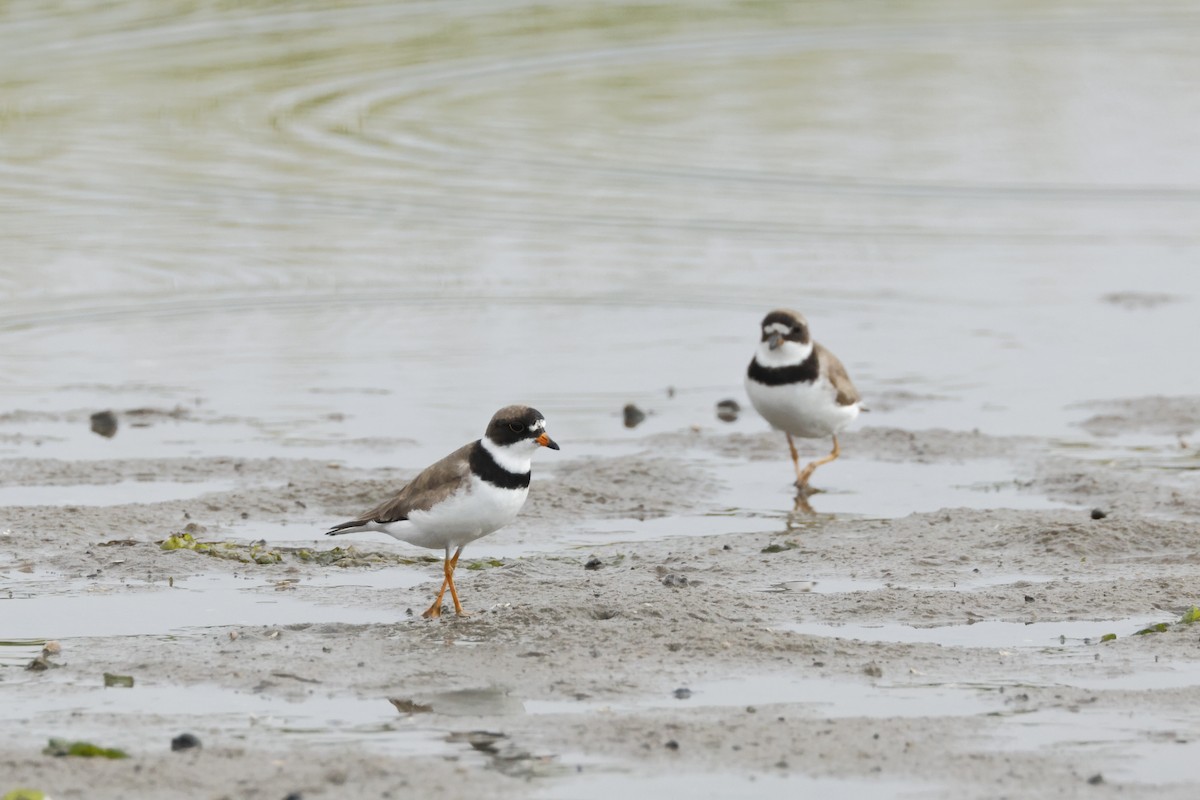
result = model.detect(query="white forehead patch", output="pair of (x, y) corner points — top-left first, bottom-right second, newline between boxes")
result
(529, 418), (545, 431)
(765, 322), (792, 334)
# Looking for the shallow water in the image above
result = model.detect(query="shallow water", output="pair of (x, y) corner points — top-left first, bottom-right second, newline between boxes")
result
(3, 0), (1200, 468)
(531, 771), (927, 800)
(783, 617), (1164, 649)
(3, 3), (1200, 794)
(995, 707), (1200, 785)
(0, 479), (241, 507)
(0, 679), (456, 755)
(0, 573), (408, 639)
(528, 674), (999, 719)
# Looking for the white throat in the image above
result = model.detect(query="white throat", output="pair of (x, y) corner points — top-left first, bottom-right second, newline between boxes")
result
(755, 339), (813, 368)
(480, 435), (534, 474)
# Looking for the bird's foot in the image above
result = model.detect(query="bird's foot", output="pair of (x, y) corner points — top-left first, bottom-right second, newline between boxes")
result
(421, 604), (443, 619)
(793, 481), (824, 497)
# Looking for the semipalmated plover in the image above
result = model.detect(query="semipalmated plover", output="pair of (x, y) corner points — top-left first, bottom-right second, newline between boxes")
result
(745, 309), (862, 493)
(325, 405), (559, 618)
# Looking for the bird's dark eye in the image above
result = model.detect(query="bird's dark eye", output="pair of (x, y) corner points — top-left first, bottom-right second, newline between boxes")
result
(508, 423), (525, 433)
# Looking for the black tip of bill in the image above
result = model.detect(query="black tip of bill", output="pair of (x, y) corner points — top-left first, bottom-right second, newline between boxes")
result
(537, 432), (560, 450)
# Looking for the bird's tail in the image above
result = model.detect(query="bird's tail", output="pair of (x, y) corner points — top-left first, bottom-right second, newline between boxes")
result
(324, 519), (367, 536)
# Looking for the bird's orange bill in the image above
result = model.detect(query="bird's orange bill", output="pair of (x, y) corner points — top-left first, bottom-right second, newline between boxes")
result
(536, 432), (560, 450)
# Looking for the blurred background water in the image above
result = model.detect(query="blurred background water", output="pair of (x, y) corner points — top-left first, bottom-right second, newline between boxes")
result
(2, 0), (1199, 464)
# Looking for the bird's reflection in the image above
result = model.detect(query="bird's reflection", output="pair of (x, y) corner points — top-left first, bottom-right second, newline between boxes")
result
(790, 492), (816, 517)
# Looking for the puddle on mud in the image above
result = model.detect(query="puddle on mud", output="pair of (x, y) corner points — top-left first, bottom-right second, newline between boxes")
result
(0, 479), (241, 507)
(534, 771), (928, 800)
(764, 572), (1067, 595)
(0, 573), (416, 639)
(527, 674), (999, 719)
(0, 680), (456, 755)
(766, 577), (889, 594)
(1065, 660), (1200, 692)
(415, 687), (527, 717)
(716, 457), (1069, 521)
(782, 617), (1164, 649)
(924, 572), (1064, 592)
(994, 706), (1200, 785)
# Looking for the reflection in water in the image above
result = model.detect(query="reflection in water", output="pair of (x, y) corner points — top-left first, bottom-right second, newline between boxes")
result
(789, 492), (816, 519)
(1, 0), (1200, 455)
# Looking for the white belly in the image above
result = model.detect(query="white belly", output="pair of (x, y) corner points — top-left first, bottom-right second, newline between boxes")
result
(745, 375), (859, 439)
(377, 477), (528, 551)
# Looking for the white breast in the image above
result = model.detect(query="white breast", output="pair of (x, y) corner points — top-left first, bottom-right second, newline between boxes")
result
(745, 372), (859, 439)
(385, 476), (529, 551)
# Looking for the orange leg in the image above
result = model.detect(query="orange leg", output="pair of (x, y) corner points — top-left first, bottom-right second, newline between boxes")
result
(421, 547), (466, 619)
(786, 434), (803, 484)
(446, 547), (469, 617)
(795, 435), (841, 492)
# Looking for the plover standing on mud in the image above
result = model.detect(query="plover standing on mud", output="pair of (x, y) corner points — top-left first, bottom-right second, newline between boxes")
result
(325, 405), (559, 618)
(745, 309), (862, 494)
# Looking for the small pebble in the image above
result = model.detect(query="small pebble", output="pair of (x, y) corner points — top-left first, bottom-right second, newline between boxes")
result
(584, 558), (603, 571)
(25, 653), (52, 672)
(1090, 508), (1108, 520)
(664, 739), (679, 750)
(1087, 774), (1104, 785)
(622, 404), (647, 429)
(90, 410), (118, 438)
(715, 398), (740, 422)
(171, 733), (201, 751)
(673, 687), (692, 700)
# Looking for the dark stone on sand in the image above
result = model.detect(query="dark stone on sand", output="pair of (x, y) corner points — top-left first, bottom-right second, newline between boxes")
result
(171, 733), (201, 751)
(284, 794), (303, 800)
(90, 410), (118, 438)
(25, 653), (53, 671)
(1087, 774), (1104, 785)
(464, 731), (507, 753)
(1024, 595), (1035, 603)
(673, 687), (692, 700)
(716, 398), (740, 422)
(665, 739), (679, 750)
(1091, 508), (1108, 520)
(584, 557), (602, 571)
(622, 403), (646, 428)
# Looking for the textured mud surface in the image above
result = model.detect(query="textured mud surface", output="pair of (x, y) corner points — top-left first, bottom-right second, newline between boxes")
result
(3, 407), (1200, 799)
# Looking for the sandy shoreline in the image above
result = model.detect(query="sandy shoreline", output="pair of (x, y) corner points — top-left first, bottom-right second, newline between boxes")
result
(3, 404), (1200, 799)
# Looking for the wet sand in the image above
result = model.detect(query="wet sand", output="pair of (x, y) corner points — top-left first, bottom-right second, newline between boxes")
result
(4, 0), (1200, 795)
(3, 398), (1200, 799)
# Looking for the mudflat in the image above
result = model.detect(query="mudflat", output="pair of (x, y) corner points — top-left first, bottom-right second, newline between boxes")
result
(3, 398), (1200, 799)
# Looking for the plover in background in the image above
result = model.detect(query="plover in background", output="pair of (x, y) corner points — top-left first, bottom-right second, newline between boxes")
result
(745, 309), (863, 494)
(325, 405), (559, 618)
